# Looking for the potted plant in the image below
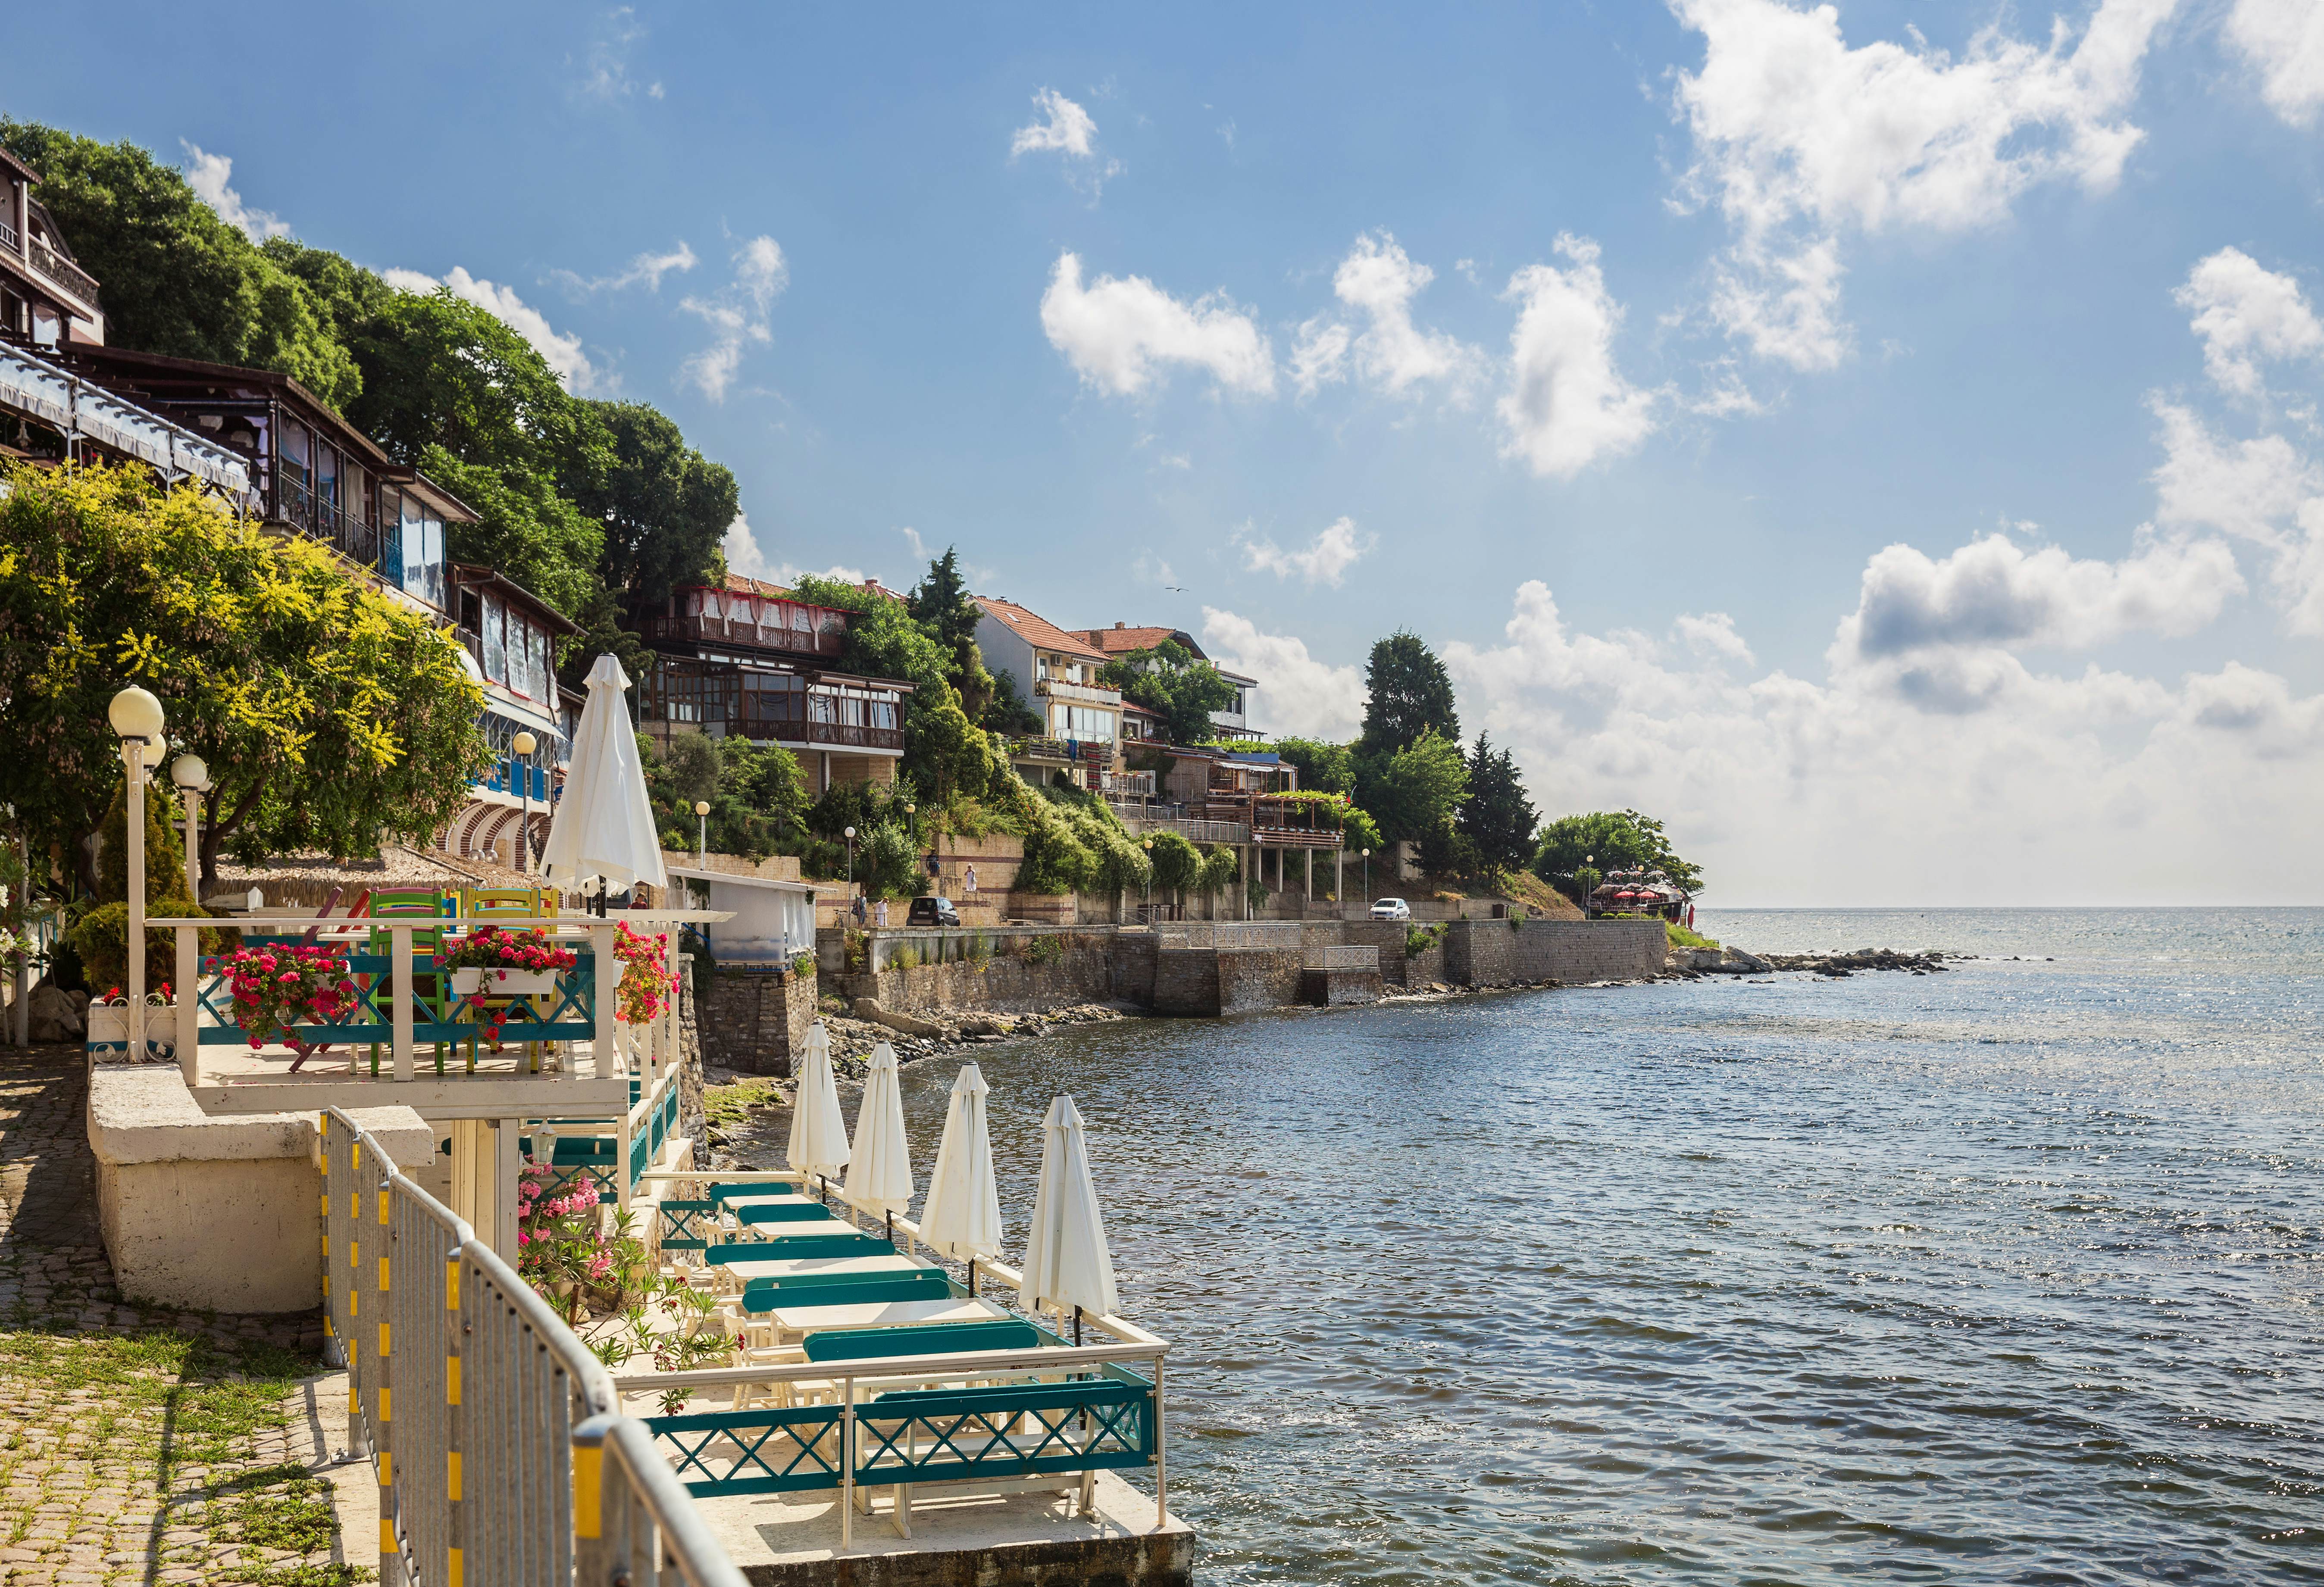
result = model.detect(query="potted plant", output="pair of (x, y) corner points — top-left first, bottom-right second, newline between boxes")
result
(222, 946), (358, 1049)
(439, 925), (579, 997)
(86, 982), (181, 1062)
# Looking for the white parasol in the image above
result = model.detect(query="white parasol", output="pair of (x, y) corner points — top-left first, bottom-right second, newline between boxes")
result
(842, 1041), (914, 1217)
(1018, 1094), (1120, 1328)
(785, 1022), (851, 1184)
(917, 1063), (1002, 1267)
(538, 654), (666, 893)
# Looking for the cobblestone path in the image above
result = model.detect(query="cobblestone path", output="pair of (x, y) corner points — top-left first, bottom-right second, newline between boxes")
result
(0, 1045), (367, 1585)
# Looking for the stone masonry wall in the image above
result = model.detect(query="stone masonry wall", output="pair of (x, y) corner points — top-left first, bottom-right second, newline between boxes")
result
(1442, 919), (1667, 986)
(1343, 921), (1441, 987)
(1216, 947), (1307, 1014)
(839, 930), (1123, 1015)
(700, 967), (817, 1077)
(1150, 948), (1220, 1016)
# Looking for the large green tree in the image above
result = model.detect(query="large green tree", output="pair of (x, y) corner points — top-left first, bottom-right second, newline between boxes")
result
(1099, 640), (1237, 746)
(0, 464), (488, 893)
(1364, 728), (1470, 844)
(0, 122), (361, 408)
(1357, 632), (1460, 759)
(1275, 736), (1355, 795)
(1532, 809), (1705, 904)
(1458, 734), (1539, 876)
(572, 402), (737, 610)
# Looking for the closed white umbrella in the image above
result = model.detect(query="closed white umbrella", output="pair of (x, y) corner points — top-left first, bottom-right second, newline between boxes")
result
(1019, 1094), (1119, 1337)
(843, 1041), (913, 1222)
(785, 1022), (850, 1187)
(538, 654), (667, 894)
(918, 1063), (1002, 1285)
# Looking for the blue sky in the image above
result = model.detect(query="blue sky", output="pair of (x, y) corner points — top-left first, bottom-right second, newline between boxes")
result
(22, 0), (2324, 903)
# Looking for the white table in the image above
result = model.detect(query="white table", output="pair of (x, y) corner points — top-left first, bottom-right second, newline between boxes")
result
(771, 1296), (1005, 1340)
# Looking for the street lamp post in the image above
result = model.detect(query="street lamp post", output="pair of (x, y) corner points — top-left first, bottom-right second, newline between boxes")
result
(109, 687), (166, 1060)
(170, 753), (210, 898)
(694, 799), (711, 862)
(1142, 836), (1154, 922)
(1362, 847), (1370, 903)
(843, 825), (856, 898)
(511, 730), (537, 875)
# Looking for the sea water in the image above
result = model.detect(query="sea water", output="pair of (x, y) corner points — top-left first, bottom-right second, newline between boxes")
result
(771, 908), (2324, 1583)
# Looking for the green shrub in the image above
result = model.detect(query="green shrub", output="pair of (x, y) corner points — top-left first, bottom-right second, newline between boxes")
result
(1666, 922), (1719, 950)
(1404, 923), (1445, 960)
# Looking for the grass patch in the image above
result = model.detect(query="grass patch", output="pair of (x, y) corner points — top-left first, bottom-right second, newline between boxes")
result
(703, 1074), (782, 1130)
(1666, 922), (1720, 950)
(0, 1325), (371, 1584)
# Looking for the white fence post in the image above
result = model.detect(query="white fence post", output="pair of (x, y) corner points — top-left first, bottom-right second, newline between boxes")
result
(176, 922), (198, 1087)
(391, 926), (415, 1083)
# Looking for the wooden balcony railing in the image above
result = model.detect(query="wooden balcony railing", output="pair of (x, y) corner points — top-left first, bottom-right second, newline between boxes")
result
(641, 613), (842, 657)
(275, 476), (380, 569)
(27, 237), (100, 312)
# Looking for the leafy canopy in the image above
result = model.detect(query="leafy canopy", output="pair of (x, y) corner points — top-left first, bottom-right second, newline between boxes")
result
(0, 463), (488, 893)
(1361, 728), (1470, 845)
(1099, 640), (1237, 747)
(1532, 809), (1705, 903)
(1458, 734), (1540, 876)
(1358, 632), (1460, 759)
(1274, 736), (1355, 796)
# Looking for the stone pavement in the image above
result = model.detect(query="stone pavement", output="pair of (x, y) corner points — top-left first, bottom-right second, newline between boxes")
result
(0, 1043), (367, 1585)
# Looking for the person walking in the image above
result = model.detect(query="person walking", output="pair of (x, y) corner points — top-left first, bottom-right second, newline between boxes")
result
(963, 863), (978, 897)
(875, 897), (889, 928)
(852, 892), (866, 927)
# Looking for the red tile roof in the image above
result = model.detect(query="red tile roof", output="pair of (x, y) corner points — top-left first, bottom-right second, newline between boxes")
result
(1080, 623), (1196, 657)
(974, 596), (1111, 663)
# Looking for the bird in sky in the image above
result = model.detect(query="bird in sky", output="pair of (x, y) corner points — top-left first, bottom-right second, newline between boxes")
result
(1164, 585), (1186, 592)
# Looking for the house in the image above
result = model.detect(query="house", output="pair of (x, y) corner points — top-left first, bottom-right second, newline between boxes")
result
(46, 342), (587, 870)
(972, 596), (1122, 791)
(633, 574), (914, 793)
(0, 147), (104, 348)
(1077, 621), (1261, 742)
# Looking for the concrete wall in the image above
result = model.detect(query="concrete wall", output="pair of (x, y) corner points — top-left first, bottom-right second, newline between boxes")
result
(700, 966), (818, 1077)
(87, 1066), (433, 1313)
(1344, 921), (1443, 987)
(1149, 947), (1218, 1016)
(1440, 918), (1667, 986)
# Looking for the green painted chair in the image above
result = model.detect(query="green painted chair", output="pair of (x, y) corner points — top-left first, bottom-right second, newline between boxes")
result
(363, 888), (457, 1075)
(458, 886), (561, 1072)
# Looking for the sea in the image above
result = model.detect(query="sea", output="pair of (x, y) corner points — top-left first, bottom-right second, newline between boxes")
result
(748, 908), (2324, 1584)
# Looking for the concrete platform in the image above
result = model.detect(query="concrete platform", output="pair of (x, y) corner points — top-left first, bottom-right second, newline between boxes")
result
(696, 1470), (1193, 1587)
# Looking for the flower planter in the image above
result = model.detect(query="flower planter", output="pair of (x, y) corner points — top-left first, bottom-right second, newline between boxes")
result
(451, 967), (561, 997)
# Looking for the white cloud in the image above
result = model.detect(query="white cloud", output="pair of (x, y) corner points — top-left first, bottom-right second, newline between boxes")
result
(1832, 531), (2241, 664)
(180, 144), (288, 242)
(578, 6), (651, 101)
(1198, 608), (1366, 740)
(1496, 235), (1658, 478)
(1676, 612), (1755, 664)
(2152, 399), (2324, 634)
(1012, 88), (1098, 157)
(1673, 0), (2177, 368)
(1039, 253), (1275, 398)
(2175, 247), (2323, 399)
(1295, 233), (1484, 400)
(1237, 517), (1375, 587)
(1010, 88), (1122, 197)
(2226, 0), (2324, 125)
(723, 514), (776, 581)
(555, 242), (698, 295)
(681, 236), (788, 401)
(386, 266), (601, 393)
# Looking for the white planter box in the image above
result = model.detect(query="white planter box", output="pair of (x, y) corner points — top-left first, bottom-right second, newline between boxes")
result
(450, 967), (560, 997)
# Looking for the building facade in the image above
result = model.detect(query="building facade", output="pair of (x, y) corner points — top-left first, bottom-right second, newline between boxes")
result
(973, 596), (1123, 790)
(1078, 621), (1261, 742)
(0, 148), (104, 349)
(634, 575), (913, 792)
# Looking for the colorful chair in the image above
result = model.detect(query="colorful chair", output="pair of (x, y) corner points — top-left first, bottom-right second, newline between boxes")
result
(457, 886), (561, 1071)
(363, 888), (457, 1075)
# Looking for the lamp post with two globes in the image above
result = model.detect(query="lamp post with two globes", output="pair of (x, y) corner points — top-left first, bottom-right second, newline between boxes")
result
(107, 687), (166, 1061)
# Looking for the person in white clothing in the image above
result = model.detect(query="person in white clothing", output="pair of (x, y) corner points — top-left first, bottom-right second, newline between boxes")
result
(963, 863), (978, 895)
(874, 898), (889, 927)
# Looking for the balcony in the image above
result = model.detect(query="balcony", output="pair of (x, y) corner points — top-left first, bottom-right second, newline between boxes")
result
(26, 236), (100, 315)
(274, 475), (380, 570)
(1009, 736), (1110, 764)
(0, 217), (16, 253)
(1034, 677), (1121, 706)
(641, 612), (841, 657)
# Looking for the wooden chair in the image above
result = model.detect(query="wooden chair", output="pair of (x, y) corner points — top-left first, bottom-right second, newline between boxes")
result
(361, 888), (457, 1075)
(456, 886), (560, 1072)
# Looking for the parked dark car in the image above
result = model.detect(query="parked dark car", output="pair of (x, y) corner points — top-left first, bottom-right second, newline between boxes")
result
(906, 896), (960, 928)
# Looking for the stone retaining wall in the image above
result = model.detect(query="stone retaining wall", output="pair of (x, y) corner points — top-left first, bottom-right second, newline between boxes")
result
(838, 930), (1126, 1016)
(700, 966), (818, 1077)
(1215, 947), (1307, 1014)
(1344, 921), (1443, 987)
(1441, 918), (1667, 985)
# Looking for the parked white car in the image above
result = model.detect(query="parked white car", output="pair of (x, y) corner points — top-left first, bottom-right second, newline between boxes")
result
(1370, 897), (1412, 921)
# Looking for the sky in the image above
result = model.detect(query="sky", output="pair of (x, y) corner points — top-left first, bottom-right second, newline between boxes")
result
(19, 0), (2324, 904)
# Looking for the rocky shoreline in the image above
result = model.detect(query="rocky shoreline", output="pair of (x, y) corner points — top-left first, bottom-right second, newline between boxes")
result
(1664, 945), (1961, 978)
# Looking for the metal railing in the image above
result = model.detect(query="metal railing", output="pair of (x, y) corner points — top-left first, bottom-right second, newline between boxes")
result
(1303, 944), (1379, 971)
(276, 475), (381, 568)
(639, 613), (843, 656)
(0, 216), (16, 252)
(28, 236), (100, 309)
(0, 340), (253, 497)
(322, 1108), (748, 1587)
(1119, 814), (1248, 845)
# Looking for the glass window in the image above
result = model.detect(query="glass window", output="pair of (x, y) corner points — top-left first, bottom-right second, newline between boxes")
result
(278, 419), (309, 494)
(482, 592), (505, 684)
(870, 700), (898, 729)
(528, 624), (547, 701)
(790, 603), (811, 631)
(316, 443), (339, 512)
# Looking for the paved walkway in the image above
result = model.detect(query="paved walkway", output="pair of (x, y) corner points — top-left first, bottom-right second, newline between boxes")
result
(0, 1044), (366, 1586)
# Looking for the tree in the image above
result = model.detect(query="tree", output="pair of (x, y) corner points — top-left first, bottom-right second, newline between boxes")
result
(1532, 809), (1705, 904)
(1147, 829), (1203, 904)
(1364, 729), (1469, 845)
(571, 401), (737, 610)
(1099, 640), (1237, 746)
(0, 122), (362, 408)
(0, 464), (488, 893)
(1357, 633), (1459, 759)
(792, 574), (996, 804)
(1275, 736), (1355, 795)
(1458, 735), (1539, 876)
(906, 547), (992, 712)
